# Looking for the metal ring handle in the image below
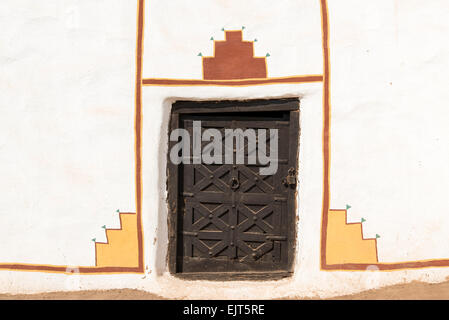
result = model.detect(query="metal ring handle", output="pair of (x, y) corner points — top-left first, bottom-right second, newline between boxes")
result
(230, 177), (240, 190)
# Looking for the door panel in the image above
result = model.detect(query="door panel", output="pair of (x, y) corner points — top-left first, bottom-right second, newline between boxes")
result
(168, 99), (299, 277)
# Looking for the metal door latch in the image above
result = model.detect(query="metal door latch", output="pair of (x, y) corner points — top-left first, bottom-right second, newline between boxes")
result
(282, 167), (297, 187)
(230, 177), (240, 190)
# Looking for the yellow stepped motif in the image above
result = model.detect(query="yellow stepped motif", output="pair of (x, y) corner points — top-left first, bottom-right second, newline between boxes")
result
(326, 209), (378, 265)
(95, 212), (139, 268)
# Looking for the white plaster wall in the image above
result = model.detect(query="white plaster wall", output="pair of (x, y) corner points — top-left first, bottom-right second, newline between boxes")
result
(329, 0), (449, 262)
(2, 0), (449, 298)
(0, 0), (136, 265)
(143, 0), (323, 79)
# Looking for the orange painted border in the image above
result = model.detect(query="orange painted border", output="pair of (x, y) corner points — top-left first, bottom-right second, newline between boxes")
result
(134, 0), (145, 273)
(142, 75), (323, 87)
(0, 0), (146, 274)
(319, 0), (331, 271)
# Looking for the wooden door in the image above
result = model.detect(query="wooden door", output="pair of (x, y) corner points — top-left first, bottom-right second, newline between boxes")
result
(168, 99), (299, 279)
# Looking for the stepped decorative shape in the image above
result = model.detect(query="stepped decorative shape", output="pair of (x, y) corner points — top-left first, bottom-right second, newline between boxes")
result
(95, 212), (139, 268)
(202, 30), (267, 80)
(326, 209), (378, 265)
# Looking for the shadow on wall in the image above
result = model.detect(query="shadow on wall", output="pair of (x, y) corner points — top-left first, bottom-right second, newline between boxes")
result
(154, 98), (173, 276)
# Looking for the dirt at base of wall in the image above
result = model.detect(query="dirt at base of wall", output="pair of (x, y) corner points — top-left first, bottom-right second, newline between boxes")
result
(330, 279), (449, 300)
(0, 289), (164, 300)
(1, 280), (449, 300)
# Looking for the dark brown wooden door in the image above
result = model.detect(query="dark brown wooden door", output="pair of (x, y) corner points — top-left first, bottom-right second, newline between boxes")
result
(168, 99), (299, 278)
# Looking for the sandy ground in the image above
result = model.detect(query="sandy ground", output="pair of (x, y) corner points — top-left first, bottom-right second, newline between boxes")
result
(330, 280), (449, 300)
(1, 280), (449, 299)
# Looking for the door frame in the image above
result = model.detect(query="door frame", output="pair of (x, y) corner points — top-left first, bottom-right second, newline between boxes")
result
(166, 98), (300, 280)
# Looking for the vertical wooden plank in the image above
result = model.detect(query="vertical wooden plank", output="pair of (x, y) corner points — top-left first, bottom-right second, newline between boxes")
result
(167, 112), (179, 273)
(288, 109), (300, 272)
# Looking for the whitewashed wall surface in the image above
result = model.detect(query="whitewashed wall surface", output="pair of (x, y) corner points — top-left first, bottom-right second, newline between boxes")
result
(1, 0), (449, 298)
